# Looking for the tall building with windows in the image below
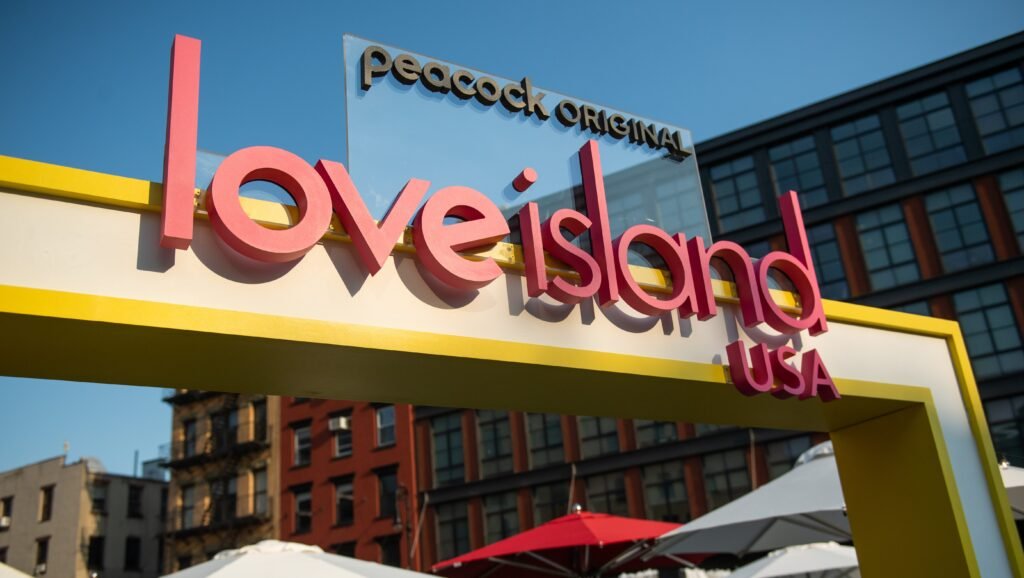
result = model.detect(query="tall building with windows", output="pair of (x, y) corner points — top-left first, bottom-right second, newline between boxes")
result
(163, 391), (279, 572)
(224, 30), (1024, 574)
(0, 456), (166, 578)
(698, 30), (1024, 466)
(277, 399), (419, 569)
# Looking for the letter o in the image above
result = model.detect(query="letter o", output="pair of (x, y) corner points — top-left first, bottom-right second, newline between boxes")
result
(555, 100), (580, 127)
(475, 77), (501, 104)
(206, 146), (333, 263)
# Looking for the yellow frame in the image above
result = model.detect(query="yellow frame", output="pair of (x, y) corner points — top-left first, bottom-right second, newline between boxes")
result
(0, 155), (1021, 577)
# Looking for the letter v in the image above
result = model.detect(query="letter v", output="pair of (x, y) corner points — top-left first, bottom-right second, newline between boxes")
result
(315, 160), (431, 274)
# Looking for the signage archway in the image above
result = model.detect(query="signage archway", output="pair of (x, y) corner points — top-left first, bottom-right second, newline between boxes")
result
(1, 33), (1022, 578)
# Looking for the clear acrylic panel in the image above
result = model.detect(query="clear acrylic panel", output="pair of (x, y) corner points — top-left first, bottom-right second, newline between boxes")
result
(342, 35), (710, 246)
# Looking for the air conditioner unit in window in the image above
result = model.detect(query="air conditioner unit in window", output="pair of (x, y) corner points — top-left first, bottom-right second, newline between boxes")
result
(328, 416), (351, 432)
(34, 563), (46, 575)
(0, 516), (10, 528)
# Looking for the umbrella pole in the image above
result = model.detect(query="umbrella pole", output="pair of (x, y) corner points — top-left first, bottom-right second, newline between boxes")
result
(485, 556), (574, 577)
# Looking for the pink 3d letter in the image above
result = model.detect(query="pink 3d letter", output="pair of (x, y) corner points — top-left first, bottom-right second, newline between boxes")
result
(726, 341), (774, 396)
(801, 349), (840, 401)
(541, 209), (602, 304)
(613, 225), (696, 315)
(518, 202), (548, 297)
(316, 160), (430, 274)
(161, 34), (202, 249)
(206, 146), (333, 263)
(770, 345), (806, 399)
(756, 191), (829, 335)
(413, 186), (510, 290)
(578, 141), (619, 306)
(688, 237), (765, 328)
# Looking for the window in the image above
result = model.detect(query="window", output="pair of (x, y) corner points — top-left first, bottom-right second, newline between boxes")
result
(579, 416), (619, 458)
(635, 420), (677, 448)
(766, 436), (813, 480)
(856, 204), (919, 291)
(769, 136), (828, 208)
(897, 91), (966, 175)
(436, 502), (470, 560)
(378, 467), (399, 519)
(710, 156), (766, 231)
(183, 419), (197, 458)
(87, 536), (105, 570)
(211, 409), (238, 451)
(893, 301), (932, 316)
(36, 537), (49, 567)
(484, 491), (519, 544)
(91, 483), (108, 514)
(532, 482), (569, 525)
(527, 413), (564, 468)
(985, 395), (1024, 466)
(376, 405), (396, 447)
(180, 485), (194, 529)
(831, 114), (895, 196)
(432, 413), (465, 487)
(925, 184), (993, 273)
(477, 410), (513, 478)
(644, 461), (689, 522)
(378, 534), (402, 567)
(967, 67), (1024, 154)
(39, 485), (53, 522)
(333, 542), (356, 557)
(999, 168), (1024, 250)
(128, 485), (144, 519)
(293, 423), (312, 467)
(124, 536), (141, 571)
(0, 496), (11, 522)
(253, 399), (267, 442)
(693, 423), (736, 436)
(334, 476), (354, 526)
(954, 284), (1024, 380)
(807, 223), (850, 300)
(210, 477), (237, 524)
(253, 468), (268, 516)
(293, 487), (312, 534)
(332, 411), (353, 458)
(0, 547), (6, 563)
(703, 449), (752, 510)
(586, 472), (628, 516)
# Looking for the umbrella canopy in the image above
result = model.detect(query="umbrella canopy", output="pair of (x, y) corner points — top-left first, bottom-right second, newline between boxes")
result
(726, 542), (858, 578)
(999, 462), (1024, 520)
(161, 540), (432, 578)
(432, 509), (699, 578)
(0, 562), (32, 578)
(650, 442), (850, 557)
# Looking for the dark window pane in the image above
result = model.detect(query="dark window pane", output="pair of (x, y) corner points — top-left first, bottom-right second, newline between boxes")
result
(897, 91), (965, 175)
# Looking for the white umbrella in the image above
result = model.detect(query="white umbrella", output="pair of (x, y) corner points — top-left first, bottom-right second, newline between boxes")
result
(0, 562), (32, 578)
(161, 540), (432, 578)
(999, 461), (1024, 520)
(725, 542), (858, 578)
(650, 442), (850, 557)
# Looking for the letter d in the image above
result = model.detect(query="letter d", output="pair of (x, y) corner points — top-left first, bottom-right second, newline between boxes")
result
(161, 34), (201, 250)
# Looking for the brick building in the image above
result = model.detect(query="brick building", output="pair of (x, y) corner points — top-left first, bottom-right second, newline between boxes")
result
(268, 29), (1024, 573)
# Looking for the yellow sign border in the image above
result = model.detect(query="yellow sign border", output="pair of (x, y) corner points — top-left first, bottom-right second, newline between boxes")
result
(0, 155), (1021, 576)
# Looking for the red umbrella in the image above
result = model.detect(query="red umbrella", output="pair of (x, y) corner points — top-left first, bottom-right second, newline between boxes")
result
(432, 509), (704, 578)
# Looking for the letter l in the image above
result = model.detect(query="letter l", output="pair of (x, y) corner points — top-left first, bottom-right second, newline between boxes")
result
(161, 34), (201, 250)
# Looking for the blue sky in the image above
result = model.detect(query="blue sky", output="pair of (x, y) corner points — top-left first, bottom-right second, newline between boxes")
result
(0, 0), (1022, 475)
